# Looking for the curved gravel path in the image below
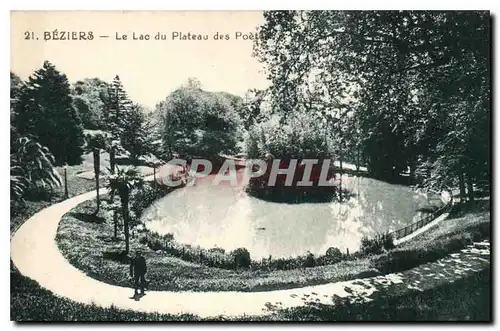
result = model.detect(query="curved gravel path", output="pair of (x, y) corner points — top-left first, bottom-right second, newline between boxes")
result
(10, 183), (489, 319)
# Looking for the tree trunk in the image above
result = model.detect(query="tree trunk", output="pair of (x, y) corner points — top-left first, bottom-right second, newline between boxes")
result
(459, 172), (466, 202)
(109, 147), (116, 174)
(109, 145), (117, 238)
(356, 147), (360, 172)
(121, 188), (130, 255)
(113, 210), (118, 240)
(338, 119), (343, 202)
(339, 157), (343, 202)
(466, 173), (474, 202)
(93, 149), (100, 214)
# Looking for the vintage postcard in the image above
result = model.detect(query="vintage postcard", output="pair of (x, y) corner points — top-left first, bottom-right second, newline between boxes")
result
(10, 10), (491, 321)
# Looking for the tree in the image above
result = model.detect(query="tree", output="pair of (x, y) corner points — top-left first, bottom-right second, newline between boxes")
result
(254, 11), (489, 190)
(13, 61), (85, 165)
(101, 75), (149, 167)
(120, 104), (152, 164)
(10, 72), (23, 104)
(85, 131), (107, 214)
(11, 72), (24, 143)
(104, 75), (133, 139)
(241, 89), (267, 130)
(106, 167), (143, 255)
(71, 78), (110, 129)
(156, 80), (242, 158)
(246, 111), (334, 159)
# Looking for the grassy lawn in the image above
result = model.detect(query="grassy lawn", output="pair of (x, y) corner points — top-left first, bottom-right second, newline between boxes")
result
(71, 150), (155, 180)
(56, 196), (490, 292)
(245, 267), (491, 321)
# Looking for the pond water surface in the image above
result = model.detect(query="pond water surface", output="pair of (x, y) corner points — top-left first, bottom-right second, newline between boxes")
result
(142, 170), (442, 259)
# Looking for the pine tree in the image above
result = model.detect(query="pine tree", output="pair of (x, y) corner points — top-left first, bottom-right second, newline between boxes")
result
(104, 75), (132, 139)
(121, 104), (151, 164)
(13, 61), (85, 165)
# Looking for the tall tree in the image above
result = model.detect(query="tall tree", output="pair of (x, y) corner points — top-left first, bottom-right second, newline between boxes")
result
(13, 61), (85, 165)
(120, 104), (152, 164)
(104, 75), (133, 139)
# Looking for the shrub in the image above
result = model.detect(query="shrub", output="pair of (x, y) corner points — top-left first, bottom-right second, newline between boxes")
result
(326, 247), (343, 259)
(208, 247), (225, 254)
(231, 248), (251, 269)
(360, 233), (395, 255)
(245, 112), (334, 160)
(380, 233), (395, 250)
(360, 236), (382, 255)
(303, 252), (316, 268)
(139, 232), (174, 252)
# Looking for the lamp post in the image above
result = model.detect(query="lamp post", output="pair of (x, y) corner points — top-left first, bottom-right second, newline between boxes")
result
(64, 164), (68, 199)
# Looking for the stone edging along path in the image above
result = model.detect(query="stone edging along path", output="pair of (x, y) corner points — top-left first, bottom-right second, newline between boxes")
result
(11, 183), (490, 318)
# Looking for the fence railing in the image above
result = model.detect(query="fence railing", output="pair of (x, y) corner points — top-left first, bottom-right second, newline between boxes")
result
(388, 191), (454, 241)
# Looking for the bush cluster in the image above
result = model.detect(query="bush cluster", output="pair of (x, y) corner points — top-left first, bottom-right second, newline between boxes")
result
(138, 231), (241, 269)
(360, 233), (395, 255)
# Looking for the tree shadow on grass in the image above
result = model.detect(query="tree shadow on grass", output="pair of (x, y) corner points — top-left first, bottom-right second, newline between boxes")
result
(96, 234), (121, 243)
(102, 250), (130, 264)
(449, 200), (490, 218)
(70, 212), (105, 224)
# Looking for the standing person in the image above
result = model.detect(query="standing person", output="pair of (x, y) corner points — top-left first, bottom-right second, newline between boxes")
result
(130, 250), (147, 296)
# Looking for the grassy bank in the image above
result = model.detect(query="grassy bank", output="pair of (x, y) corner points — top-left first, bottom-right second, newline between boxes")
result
(56, 194), (490, 292)
(10, 261), (490, 321)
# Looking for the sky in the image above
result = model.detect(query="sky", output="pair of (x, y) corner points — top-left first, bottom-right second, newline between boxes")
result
(11, 11), (270, 108)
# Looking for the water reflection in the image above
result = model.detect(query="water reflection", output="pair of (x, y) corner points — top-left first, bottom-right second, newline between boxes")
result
(143, 174), (440, 259)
